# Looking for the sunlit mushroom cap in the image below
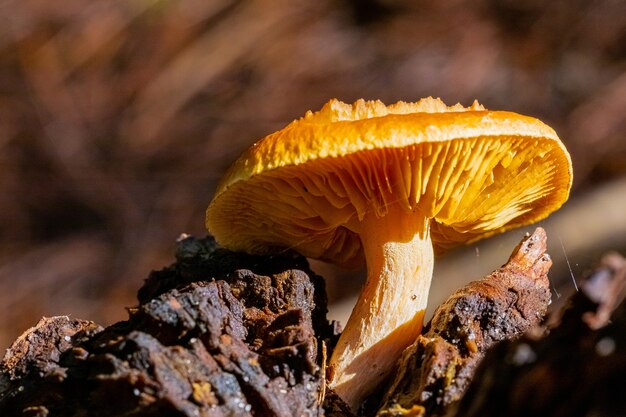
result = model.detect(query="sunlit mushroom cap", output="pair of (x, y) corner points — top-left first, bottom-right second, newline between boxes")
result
(206, 98), (572, 267)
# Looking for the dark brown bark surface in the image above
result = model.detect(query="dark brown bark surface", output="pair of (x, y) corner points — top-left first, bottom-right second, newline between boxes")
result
(0, 235), (341, 417)
(2, 231), (624, 416)
(375, 228), (552, 417)
(451, 251), (626, 417)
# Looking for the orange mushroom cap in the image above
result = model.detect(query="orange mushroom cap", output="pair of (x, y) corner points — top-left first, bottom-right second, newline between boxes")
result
(206, 97), (572, 266)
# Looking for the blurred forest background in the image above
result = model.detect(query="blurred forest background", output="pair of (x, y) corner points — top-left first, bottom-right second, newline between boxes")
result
(0, 0), (625, 350)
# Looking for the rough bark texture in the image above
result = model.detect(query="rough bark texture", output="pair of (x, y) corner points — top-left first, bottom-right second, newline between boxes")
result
(2, 231), (624, 416)
(450, 251), (626, 417)
(0, 235), (341, 417)
(375, 228), (552, 417)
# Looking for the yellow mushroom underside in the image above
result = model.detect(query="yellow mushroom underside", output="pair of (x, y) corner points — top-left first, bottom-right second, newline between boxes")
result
(208, 134), (570, 266)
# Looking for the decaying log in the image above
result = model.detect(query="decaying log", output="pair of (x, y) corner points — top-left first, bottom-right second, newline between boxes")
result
(2, 230), (623, 416)
(376, 227), (552, 417)
(0, 235), (340, 417)
(451, 251), (626, 417)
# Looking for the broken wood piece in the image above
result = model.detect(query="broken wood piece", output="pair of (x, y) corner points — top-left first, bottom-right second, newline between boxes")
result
(376, 227), (552, 416)
(0, 236), (338, 417)
(451, 251), (626, 417)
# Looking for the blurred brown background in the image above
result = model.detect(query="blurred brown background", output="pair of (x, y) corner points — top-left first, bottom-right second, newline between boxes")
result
(1, 0), (625, 350)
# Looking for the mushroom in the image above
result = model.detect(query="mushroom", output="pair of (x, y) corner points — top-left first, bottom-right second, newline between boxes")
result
(205, 98), (572, 409)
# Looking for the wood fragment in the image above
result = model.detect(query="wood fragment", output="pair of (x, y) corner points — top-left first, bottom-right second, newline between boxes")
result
(0, 236), (338, 417)
(451, 251), (626, 417)
(375, 227), (552, 417)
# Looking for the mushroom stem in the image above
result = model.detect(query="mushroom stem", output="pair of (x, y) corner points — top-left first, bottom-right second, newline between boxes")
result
(329, 205), (434, 409)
